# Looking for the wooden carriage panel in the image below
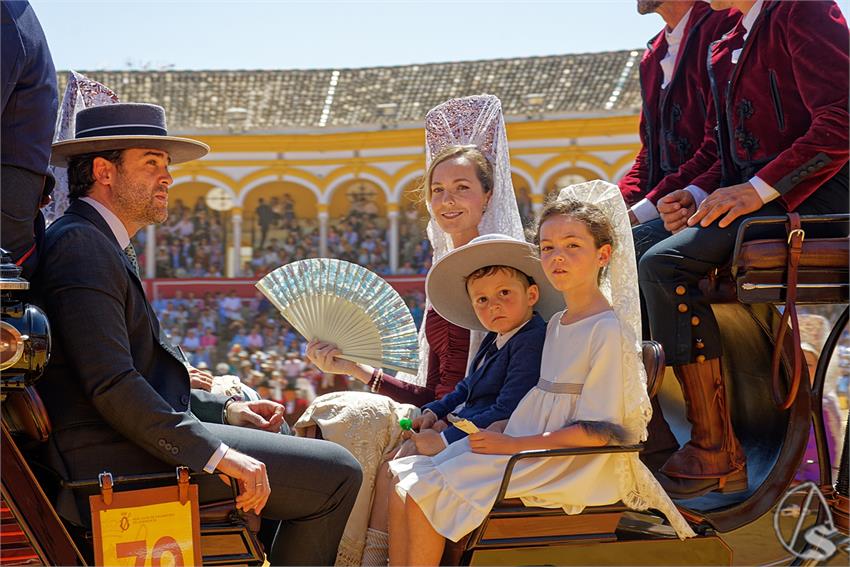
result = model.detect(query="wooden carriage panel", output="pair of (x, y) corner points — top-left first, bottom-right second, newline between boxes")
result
(481, 512), (623, 542)
(467, 536), (732, 566)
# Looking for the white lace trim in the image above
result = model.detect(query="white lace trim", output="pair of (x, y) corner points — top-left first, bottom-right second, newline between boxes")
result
(45, 72), (121, 225)
(556, 180), (694, 539)
(401, 95), (524, 385)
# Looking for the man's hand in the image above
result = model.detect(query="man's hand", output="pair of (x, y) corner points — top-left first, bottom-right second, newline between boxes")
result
(306, 340), (358, 377)
(658, 190), (697, 234)
(411, 411), (437, 431)
(226, 400), (285, 433)
(688, 182), (763, 228)
(432, 419), (448, 433)
(187, 365), (214, 392)
(628, 209), (639, 227)
(215, 449), (270, 514)
(469, 430), (519, 455)
(402, 429), (446, 456)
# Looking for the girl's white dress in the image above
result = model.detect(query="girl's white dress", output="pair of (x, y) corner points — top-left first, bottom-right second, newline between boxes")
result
(389, 310), (693, 542)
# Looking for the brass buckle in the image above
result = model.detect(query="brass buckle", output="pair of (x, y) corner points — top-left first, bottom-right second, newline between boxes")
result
(787, 228), (805, 244)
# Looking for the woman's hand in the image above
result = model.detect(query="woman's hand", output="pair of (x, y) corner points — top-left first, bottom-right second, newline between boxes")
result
(306, 340), (359, 377)
(187, 365), (214, 391)
(469, 430), (520, 455)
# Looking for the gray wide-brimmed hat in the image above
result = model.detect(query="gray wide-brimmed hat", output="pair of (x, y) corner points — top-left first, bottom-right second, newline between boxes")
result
(426, 234), (565, 332)
(50, 103), (209, 166)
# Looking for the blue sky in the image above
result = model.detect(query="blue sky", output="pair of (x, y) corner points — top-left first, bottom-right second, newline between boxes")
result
(34, 1), (661, 70)
(31, 1), (850, 71)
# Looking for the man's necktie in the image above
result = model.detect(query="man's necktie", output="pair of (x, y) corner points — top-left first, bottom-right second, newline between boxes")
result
(123, 243), (140, 277)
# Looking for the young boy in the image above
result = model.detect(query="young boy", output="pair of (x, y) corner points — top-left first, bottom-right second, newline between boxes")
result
(406, 234), (564, 455)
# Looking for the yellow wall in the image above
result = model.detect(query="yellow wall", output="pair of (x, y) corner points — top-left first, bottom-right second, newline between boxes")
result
(171, 115), (641, 215)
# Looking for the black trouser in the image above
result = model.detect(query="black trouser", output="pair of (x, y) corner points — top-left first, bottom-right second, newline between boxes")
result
(1, 165), (46, 279)
(59, 425), (362, 566)
(635, 173), (848, 366)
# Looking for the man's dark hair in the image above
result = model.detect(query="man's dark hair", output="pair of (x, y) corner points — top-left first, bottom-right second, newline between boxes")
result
(67, 149), (124, 199)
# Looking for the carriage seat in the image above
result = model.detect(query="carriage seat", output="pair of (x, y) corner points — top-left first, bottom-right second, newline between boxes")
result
(440, 341), (671, 565)
(699, 214), (849, 305)
(0, 386), (265, 566)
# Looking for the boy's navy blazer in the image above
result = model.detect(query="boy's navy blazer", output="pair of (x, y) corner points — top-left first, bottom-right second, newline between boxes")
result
(422, 312), (547, 444)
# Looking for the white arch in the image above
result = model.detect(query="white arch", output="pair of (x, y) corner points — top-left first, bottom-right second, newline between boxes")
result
(324, 173), (391, 205)
(170, 175), (238, 201)
(510, 167), (536, 194)
(612, 160), (636, 183)
(538, 160), (610, 192)
(238, 174), (323, 207)
(392, 169), (426, 201)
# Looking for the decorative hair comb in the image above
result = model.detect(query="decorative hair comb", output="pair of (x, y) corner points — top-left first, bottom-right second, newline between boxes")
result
(425, 94), (503, 164)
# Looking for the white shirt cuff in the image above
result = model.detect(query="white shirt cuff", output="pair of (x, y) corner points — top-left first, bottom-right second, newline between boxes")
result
(439, 432), (450, 448)
(631, 199), (660, 224)
(750, 176), (781, 204)
(684, 185), (710, 208)
(203, 442), (229, 473)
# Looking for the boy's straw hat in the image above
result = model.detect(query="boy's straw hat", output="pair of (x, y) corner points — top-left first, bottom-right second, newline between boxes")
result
(426, 234), (564, 331)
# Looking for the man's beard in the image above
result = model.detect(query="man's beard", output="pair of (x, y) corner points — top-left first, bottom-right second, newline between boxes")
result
(637, 0), (664, 15)
(114, 174), (168, 227)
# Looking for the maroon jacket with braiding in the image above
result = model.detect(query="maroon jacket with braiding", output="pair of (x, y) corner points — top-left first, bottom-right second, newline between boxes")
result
(619, 2), (739, 206)
(672, 1), (850, 211)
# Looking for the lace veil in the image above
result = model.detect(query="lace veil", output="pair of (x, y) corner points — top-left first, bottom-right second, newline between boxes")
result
(399, 95), (524, 385)
(44, 72), (120, 224)
(556, 180), (695, 539)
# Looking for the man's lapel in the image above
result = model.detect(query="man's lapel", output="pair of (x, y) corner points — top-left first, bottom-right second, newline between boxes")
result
(65, 200), (186, 365)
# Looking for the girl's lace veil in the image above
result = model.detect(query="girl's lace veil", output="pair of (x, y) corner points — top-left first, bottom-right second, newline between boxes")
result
(556, 180), (695, 539)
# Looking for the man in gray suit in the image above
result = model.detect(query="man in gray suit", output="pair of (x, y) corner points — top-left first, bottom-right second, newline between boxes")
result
(35, 102), (361, 565)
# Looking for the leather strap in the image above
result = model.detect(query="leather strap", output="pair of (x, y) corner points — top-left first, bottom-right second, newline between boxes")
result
(771, 213), (804, 410)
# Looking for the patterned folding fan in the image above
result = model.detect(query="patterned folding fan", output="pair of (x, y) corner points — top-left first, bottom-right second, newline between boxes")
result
(257, 259), (420, 374)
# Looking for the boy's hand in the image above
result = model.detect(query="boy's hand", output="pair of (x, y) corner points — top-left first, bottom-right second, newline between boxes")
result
(411, 410), (438, 431)
(394, 438), (418, 458)
(409, 429), (446, 456)
(470, 430), (519, 455)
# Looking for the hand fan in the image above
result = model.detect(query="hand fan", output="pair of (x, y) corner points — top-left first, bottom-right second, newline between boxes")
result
(256, 259), (420, 374)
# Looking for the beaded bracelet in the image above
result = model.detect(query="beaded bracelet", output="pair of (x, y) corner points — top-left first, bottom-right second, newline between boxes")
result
(368, 368), (384, 393)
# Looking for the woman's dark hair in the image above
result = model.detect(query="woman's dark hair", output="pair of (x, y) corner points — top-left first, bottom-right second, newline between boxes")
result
(419, 144), (494, 202)
(67, 149), (124, 199)
(533, 195), (616, 283)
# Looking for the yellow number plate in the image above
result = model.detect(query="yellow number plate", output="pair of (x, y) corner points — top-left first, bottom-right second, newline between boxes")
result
(91, 484), (201, 566)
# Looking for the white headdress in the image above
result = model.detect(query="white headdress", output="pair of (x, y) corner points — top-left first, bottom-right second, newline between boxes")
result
(556, 180), (695, 539)
(400, 95), (524, 385)
(44, 72), (120, 224)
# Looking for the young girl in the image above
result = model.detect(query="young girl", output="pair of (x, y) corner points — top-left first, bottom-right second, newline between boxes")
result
(387, 181), (695, 566)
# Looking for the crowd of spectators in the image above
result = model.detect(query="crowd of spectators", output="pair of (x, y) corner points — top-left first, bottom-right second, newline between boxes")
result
(132, 191), (440, 278)
(154, 288), (427, 425)
(132, 197), (227, 278)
